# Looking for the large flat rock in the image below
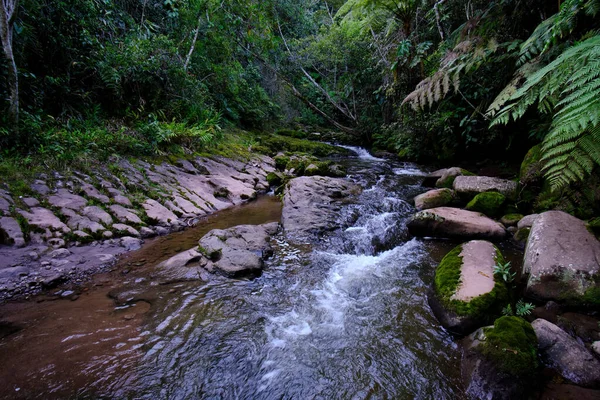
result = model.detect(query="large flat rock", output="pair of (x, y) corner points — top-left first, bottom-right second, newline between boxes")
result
(0, 217), (25, 247)
(429, 240), (506, 334)
(453, 176), (518, 199)
(47, 189), (88, 210)
(19, 207), (71, 233)
(523, 211), (600, 304)
(142, 199), (178, 226)
(533, 318), (600, 387)
(408, 207), (506, 241)
(282, 176), (359, 243)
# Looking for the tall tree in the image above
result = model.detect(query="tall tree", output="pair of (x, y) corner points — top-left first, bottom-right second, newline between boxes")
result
(0, 0), (19, 134)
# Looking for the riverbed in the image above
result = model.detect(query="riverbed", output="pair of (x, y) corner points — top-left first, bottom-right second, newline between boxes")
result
(0, 149), (523, 399)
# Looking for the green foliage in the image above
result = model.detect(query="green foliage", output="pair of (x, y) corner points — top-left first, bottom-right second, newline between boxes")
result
(494, 261), (516, 283)
(480, 316), (538, 376)
(490, 0), (600, 190)
(515, 299), (535, 316)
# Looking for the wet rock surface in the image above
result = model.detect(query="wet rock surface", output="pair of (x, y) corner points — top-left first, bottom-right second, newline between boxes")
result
(407, 207), (507, 241)
(453, 175), (518, 200)
(282, 176), (360, 243)
(413, 188), (455, 210)
(523, 211), (600, 304)
(532, 318), (600, 387)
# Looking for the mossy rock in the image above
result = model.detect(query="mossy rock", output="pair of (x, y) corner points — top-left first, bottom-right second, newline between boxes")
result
(479, 316), (538, 376)
(266, 172), (283, 187)
(436, 168), (475, 189)
(519, 145), (542, 186)
(274, 155), (290, 171)
(500, 214), (523, 227)
(431, 242), (510, 333)
(513, 227), (531, 243)
(466, 192), (506, 217)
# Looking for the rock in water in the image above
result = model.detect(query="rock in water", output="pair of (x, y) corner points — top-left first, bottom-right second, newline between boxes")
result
(199, 222), (279, 277)
(407, 207), (506, 241)
(453, 176), (518, 200)
(462, 317), (539, 400)
(413, 188), (455, 210)
(532, 318), (600, 387)
(429, 240), (509, 334)
(523, 211), (600, 305)
(282, 176), (359, 243)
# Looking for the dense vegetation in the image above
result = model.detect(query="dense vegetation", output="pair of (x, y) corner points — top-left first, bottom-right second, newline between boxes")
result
(0, 0), (599, 192)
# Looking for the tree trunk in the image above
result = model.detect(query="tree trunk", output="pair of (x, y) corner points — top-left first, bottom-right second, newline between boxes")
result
(0, 0), (19, 134)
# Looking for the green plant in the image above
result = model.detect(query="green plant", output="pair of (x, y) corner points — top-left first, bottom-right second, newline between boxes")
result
(502, 304), (514, 316)
(494, 261), (516, 283)
(489, 1), (600, 190)
(515, 299), (535, 316)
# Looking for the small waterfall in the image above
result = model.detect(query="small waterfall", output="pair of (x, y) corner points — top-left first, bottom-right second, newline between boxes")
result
(337, 145), (386, 161)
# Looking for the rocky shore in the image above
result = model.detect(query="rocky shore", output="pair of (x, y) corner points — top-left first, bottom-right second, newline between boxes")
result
(0, 154), (277, 301)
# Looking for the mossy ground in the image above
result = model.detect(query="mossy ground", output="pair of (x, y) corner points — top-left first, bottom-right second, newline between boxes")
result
(479, 316), (538, 376)
(434, 243), (510, 322)
(257, 133), (351, 157)
(466, 192), (506, 217)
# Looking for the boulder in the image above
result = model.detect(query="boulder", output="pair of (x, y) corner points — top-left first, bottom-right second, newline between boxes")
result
(142, 199), (178, 226)
(413, 188), (455, 210)
(429, 240), (509, 334)
(523, 211), (600, 305)
(407, 207), (506, 241)
(0, 217), (25, 247)
(109, 205), (143, 225)
(532, 318), (600, 387)
(155, 248), (208, 283)
(82, 206), (113, 225)
(112, 223), (140, 237)
(120, 236), (143, 251)
(500, 214), (523, 228)
(453, 176), (518, 200)
(465, 192), (506, 217)
(282, 176), (359, 243)
(462, 317), (538, 400)
(436, 167), (473, 189)
(517, 214), (539, 230)
(47, 189), (88, 210)
(198, 222), (279, 277)
(19, 207), (71, 234)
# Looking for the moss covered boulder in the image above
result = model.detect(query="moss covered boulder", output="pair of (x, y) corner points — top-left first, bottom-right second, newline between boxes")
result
(500, 213), (523, 228)
(429, 240), (510, 335)
(413, 188), (455, 210)
(466, 192), (507, 217)
(523, 211), (600, 306)
(462, 316), (539, 399)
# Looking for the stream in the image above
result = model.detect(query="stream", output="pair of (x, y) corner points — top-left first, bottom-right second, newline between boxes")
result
(0, 148), (485, 399)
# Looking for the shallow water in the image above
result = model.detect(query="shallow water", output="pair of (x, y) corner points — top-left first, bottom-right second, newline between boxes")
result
(0, 149), (472, 399)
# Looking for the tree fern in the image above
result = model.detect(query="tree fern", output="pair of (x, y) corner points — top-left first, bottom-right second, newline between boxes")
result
(490, 34), (600, 189)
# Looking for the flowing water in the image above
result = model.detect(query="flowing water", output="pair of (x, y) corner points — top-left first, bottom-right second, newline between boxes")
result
(0, 148), (469, 399)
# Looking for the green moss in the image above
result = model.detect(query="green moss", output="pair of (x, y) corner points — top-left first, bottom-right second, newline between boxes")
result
(274, 155), (290, 171)
(514, 227), (531, 242)
(258, 134), (351, 157)
(581, 286), (600, 306)
(275, 128), (308, 139)
(419, 189), (454, 209)
(436, 168), (475, 188)
(434, 244), (509, 321)
(266, 172), (283, 187)
(466, 192), (506, 217)
(500, 213), (524, 227)
(479, 316), (538, 376)
(519, 145), (542, 185)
